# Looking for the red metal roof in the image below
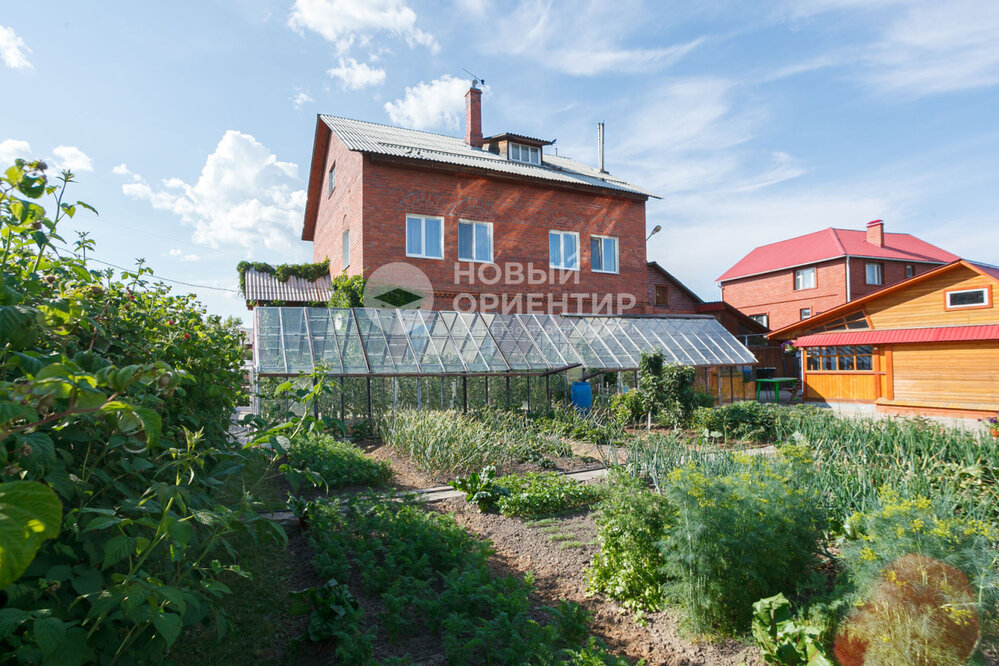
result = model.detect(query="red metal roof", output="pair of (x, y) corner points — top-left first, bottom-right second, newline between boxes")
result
(794, 325), (999, 347)
(717, 227), (959, 282)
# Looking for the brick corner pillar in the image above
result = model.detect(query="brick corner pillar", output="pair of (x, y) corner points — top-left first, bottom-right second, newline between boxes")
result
(465, 86), (483, 149)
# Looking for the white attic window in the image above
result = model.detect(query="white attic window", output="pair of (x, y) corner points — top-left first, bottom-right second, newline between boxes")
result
(509, 142), (541, 165)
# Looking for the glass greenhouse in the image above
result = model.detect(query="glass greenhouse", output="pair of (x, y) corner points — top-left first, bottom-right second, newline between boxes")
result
(250, 307), (759, 420)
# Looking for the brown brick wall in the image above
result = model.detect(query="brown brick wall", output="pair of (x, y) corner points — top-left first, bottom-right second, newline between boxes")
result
(312, 133), (365, 275)
(647, 267), (700, 314)
(312, 153), (649, 314)
(721, 259), (847, 330)
(721, 257), (944, 330)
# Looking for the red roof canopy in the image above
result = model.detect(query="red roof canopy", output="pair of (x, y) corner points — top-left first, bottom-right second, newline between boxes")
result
(717, 227), (958, 283)
(794, 325), (999, 348)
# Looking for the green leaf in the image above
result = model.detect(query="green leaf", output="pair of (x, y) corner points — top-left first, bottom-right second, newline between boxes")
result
(0, 401), (37, 427)
(152, 611), (182, 647)
(83, 515), (121, 532)
(70, 566), (103, 596)
(0, 608), (29, 639)
(0, 305), (43, 350)
(0, 481), (63, 589)
(32, 616), (66, 655)
(101, 534), (134, 569)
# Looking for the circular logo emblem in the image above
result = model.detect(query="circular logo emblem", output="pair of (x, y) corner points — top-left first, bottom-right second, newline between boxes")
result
(363, 262), (435, 310)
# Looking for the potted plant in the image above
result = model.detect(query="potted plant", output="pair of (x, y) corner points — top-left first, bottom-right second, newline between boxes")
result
(985, 413), (999, 438)
(781, 341), (798, 355)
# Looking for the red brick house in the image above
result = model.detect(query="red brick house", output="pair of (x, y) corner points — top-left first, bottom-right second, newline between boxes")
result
(302, 84), (659, 314)
(717, 221), (959, 331)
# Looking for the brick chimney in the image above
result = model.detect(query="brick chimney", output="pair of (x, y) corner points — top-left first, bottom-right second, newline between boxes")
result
(465, 84), (483, 149)
(866, 219), (884, 247)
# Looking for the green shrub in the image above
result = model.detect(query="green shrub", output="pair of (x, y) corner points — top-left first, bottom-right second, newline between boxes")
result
(588, 470), (675, 612)
(611, 351), (698, 428)
(609, 389), (645, 426)
(0, 162), (275, 662)
(286, 431), (392, 489)
(691, 390), (716, 409)
(692, 401), (784, 442)
(658, 447), (826, 634)
(494, 472), (602, 518)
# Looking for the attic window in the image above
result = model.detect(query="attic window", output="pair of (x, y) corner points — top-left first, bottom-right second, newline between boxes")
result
(509, 143), (541, 165)
(327, 164), (336, 197)
(945, 287), (989, 309)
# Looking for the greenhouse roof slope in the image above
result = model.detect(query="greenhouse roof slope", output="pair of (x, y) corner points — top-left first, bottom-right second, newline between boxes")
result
(253, 307), (757, 376)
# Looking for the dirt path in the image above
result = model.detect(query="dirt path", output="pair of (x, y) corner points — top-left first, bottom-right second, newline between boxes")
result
(437, 497), (762, 666)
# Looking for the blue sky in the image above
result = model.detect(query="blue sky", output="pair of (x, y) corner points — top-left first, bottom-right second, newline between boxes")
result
(2, 0), (998, 324)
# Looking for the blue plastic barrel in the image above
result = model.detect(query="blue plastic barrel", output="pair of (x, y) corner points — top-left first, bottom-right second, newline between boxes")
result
(570, 381), (593, 412)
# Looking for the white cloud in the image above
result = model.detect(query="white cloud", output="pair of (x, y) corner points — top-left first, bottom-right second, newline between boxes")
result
(291, 91), (315, 109)
(0, 139), (32, 165)
(788, 0), (999, 96)
(111, 162), (142, 181)
(168, 248), (201, 262)
(384, 74), (471, 130)
(0, 25), (32, 70)
(865, 0), (999, 95)
(488, 1), (703, 75)
(51, 145), (93, 172)
(122, 130), (307, 255)
(288, 0), (438, 53)
(328, 57), (386, 90)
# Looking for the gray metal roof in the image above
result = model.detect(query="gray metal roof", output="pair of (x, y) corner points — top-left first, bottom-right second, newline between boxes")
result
(243, 268), (331, 303)
(253, 307), (756, 376)
(320, 115), (658, 199)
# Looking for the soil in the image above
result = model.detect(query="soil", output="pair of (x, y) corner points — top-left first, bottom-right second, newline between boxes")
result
(435, 497), (762, 666)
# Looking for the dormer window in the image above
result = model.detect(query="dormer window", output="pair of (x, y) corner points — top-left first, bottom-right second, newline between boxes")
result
(509, 142), (541, 165)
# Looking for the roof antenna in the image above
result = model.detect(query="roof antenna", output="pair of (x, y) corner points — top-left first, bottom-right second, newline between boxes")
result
(462, 68), (485, 89)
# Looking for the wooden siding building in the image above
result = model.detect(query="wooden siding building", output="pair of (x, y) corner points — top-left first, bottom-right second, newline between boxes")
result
(769, 260), (999, 419)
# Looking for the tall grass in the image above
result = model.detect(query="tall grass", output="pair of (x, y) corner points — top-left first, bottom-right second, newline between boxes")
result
(379, 408), (568, 477)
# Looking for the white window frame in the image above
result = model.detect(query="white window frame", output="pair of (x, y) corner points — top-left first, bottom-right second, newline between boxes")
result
(945, 287), (990, 309)
(794, 267), (816, 290)
(590, 234), (619, 274)
(342, 229), (350, 269)
(405, 214), (444, 260)
(800, 308), (812, 320)
(905, 264), (915, 279)
(750, 314), (769, 328)
(509, 142), (541, 165)
(327, 164), (336, 197)
(549, 230), (580, 271)
(457, 220), (493, 263)
(865, 262), (883, 285)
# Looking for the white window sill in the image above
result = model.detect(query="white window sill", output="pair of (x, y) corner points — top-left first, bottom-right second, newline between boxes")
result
(406, 252), (444, 260)
(591, 269), (619, 274)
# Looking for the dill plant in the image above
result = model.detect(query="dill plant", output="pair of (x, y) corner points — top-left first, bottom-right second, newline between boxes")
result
(833, 491), (998, 665)
(658, 446), (826, 634)
(285, 431), (392, 488)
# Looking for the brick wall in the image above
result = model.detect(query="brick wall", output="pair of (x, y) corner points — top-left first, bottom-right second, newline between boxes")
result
(847, 257), (935, 300)
(647, 266), (700, 314)
(311, 132), (365, 275)
(721, 259), (848, 330)
(313, 154), (649, 314)
(721, 257), (947, 331)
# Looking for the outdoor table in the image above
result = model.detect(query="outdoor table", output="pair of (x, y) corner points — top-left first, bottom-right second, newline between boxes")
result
(755, 377), (798, 404)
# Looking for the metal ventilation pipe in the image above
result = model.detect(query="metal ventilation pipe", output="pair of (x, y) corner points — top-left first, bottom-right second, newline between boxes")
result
(597, 122), (606, 173)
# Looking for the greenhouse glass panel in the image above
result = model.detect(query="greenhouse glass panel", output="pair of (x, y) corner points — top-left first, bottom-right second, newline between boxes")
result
(352, 308), (396, 373)
(280, 308), (314, 372)
(255, 308), (286, 373)
(490, 314), (549, 369)
(307, 309), (343, 372)
(375, 310), (421, 373)
(552, 316), (612, 368)
(447, 312), (493, 372)
(420, 310), (467, 373)
(332, 309), (368, 374)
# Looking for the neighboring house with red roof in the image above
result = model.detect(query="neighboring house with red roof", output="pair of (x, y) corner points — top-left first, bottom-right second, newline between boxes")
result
(767, 260), (999, 419)
(717, 220), (959, 331)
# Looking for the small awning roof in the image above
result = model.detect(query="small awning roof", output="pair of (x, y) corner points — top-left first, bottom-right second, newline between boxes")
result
(253, 307), (757, 376)
(794, 324), (999, 348)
